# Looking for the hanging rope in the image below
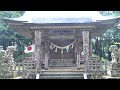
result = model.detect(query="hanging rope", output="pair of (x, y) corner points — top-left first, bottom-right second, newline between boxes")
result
(48, 40), (77, 53)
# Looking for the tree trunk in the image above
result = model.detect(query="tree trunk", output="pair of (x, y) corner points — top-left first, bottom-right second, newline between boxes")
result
(95, 37), (98, 55)
(102, 47), (105, 59)
(99, 37), (102, 60)
(108, 39), (111, 61)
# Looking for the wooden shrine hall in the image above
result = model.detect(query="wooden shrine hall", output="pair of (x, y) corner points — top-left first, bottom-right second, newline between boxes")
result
(3, 11), (120, 79)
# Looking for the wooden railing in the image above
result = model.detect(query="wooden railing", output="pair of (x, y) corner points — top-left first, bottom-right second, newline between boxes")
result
(83, 57), (107, 73)
(49, 59), (75, 67)
(15, 60), (36, 72)
(14, 57), (45, 77)
(14, 57), (108, 77)
(14, 57), (37, 77)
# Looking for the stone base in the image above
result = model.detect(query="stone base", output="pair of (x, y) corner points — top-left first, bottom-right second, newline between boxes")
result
(107, 61), (120, 77)
(111, 70), (120, 77)
(102, 76), (120, 79)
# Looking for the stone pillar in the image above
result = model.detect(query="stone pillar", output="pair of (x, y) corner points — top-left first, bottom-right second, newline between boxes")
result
(82, 31), (90, 73)
(34, 31), (42, 77)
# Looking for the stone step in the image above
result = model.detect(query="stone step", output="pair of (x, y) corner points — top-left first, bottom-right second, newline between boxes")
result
(41, 71), (84, 74)
(40, 70), (84, 79)
(41, 67), (84, 71)
(27, 71), (85, 79)
(39, 76), (84, 79)
(27, 68), (86, 79)
(40, 73), (83, 76)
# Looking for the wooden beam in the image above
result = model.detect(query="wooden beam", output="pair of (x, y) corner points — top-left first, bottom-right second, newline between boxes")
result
(35, 31), (42, 74)
(48, 35), (75, 40)
(8, 22), (24, 25)
(82, 31), (90, 73)
(30, 25), (96, 29)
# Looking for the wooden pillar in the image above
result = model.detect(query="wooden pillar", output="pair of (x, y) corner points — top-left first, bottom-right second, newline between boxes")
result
(32, 31), (35, 61)
(74, 40), (77, 61)
(45, 39), (49, 70)
(89, 38), (92, 57)
(76, 40), (80, 69)
(34, 31), (42, 77)
(32, 39), (35, 61)
(82, 31), (90, 73)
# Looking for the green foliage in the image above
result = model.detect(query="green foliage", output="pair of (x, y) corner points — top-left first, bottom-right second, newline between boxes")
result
(0, 11), (25, 30)
(0, 11), (32, 51)
(0, 11), (32, 66)
(0, 51), (13, 78)
(13, 51), (32, 62)
(0, 51), (7, 63)
(92, 11), (120, 61)
(92, 53), (108, 63)
(99, 11), (120, 16)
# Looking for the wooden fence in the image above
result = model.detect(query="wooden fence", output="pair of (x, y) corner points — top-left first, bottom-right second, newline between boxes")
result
(85, 57), (107, 73)
(15, 60), (36, 72)
(14, 57), (108, 77)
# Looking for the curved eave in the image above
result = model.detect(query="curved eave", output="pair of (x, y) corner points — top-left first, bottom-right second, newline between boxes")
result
(3, 17), (28, 23)
(2, 17), (120, 39)
(3, 16), (120, 25)
(9, 25), (32, 38)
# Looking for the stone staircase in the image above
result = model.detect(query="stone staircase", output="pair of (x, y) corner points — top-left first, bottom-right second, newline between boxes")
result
(39, 70), (84, 79)
(27, 67), (86, 79)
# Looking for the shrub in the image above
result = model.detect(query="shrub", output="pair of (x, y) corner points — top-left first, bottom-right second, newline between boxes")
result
(0, 51), (13, 78)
